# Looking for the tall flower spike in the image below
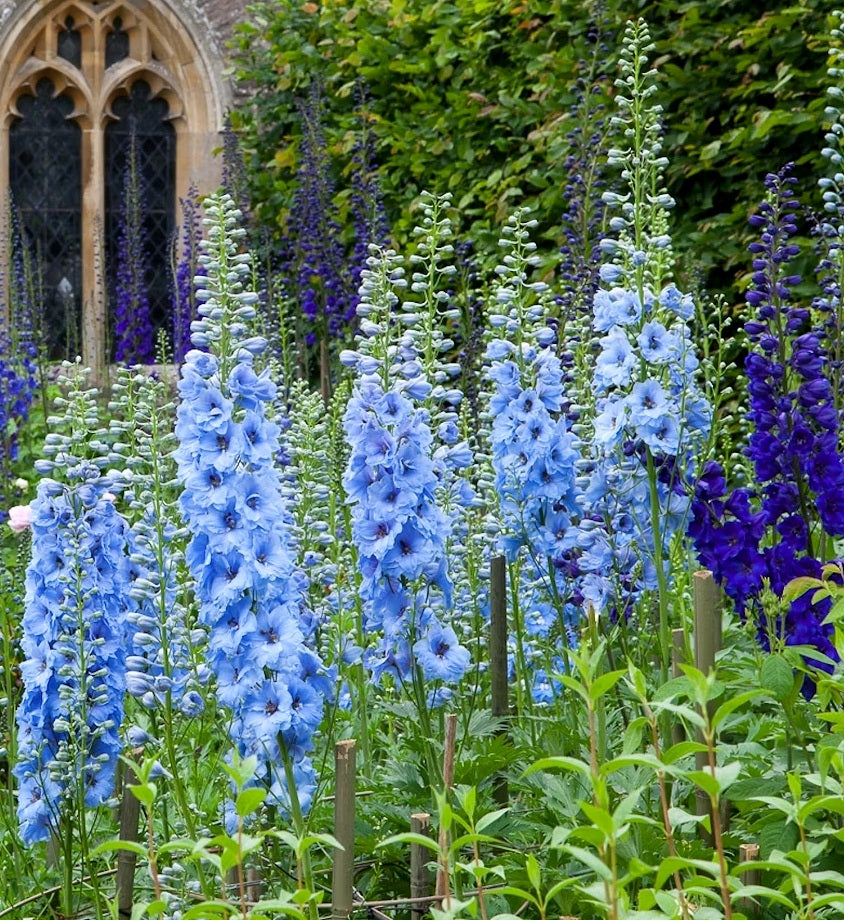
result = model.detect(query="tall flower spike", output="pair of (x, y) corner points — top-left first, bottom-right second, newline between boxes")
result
(15, 365), (131, 845)
(175, 192), (329, 816)
(342, 238), (466, 694)
(575, 19), (711, 675)
(113, 135), (154, 366)
(172, 184), (204, 366)
(690, 166), (840, 684)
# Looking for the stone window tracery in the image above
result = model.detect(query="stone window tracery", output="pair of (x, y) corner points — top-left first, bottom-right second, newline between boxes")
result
(0, 0), (223, 375)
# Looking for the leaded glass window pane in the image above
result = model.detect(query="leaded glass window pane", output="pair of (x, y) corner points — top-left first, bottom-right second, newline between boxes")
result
(10, 78), (82, 359)
(57, 16), (81, 68)
(106, 17), (129, 68)
(105, 80), (175, 351)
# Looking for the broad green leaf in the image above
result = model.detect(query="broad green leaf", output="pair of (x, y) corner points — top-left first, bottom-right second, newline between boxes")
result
(475, 808), (509, 832)
(589, 669), (626, 702)
(236, 786), (267, 817)
(760, 654), (795, 702)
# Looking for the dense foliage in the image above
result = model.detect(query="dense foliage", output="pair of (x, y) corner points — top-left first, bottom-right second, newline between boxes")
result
(231, 0), (831, 300)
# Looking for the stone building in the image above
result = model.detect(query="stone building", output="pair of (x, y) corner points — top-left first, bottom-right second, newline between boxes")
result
(0, 0), (250, 375)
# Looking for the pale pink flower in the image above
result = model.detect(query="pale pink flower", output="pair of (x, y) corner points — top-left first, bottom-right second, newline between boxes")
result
(7, 504), (32, 533)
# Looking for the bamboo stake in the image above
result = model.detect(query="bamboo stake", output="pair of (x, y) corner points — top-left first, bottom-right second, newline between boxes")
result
(489, 555), (509, 806)
(116, 759), (142, 919)
(410, 812), (432, 920)
(435, 714), (458, 902)
(332, 740), (357, 920)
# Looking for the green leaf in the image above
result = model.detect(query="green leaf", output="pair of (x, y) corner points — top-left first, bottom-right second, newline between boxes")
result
(236, 786), (268, 817)
(182, 901), (237, 919)
(130, 782), (156, 806)
(579, 801), (614, 838)
(710, 689), (761, 728)
(589, 669), (626, 702)
(91, 839), (148, 858)
(525, 756), (590, 778)
(525, 852), (541, 892)
(760, 654), (795, 702)
(377, 832), (440, 853)
(475, 807), (509, 832)
(132, 901), (167, 919)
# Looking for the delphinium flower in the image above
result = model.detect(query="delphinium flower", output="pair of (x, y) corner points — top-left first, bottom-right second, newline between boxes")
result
(348, 85), (390, 302)
(340, 240), (470, 709)
(280, 376), (344, 639)
(482, 210), (583, 708)
(689, 167), (841, 674)
(815, 11), (844, 414)
(107, 367), (210, 794)
(399, 193), (479, 620)
(113, 137), (154, 365)
(175, 192), (330, 817)
(221, 113), (251, 223)
(282, 81), (352, 352)
(0, 210), (41, 508)
(172, 184), (204, 365)
(569, 20), (711, 675)
(14, 362), (131, 851)
(555, 13), (612, 330)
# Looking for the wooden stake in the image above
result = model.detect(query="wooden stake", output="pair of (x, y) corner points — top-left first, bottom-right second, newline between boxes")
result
(410, 812), (432, 920)
(489, 555), (509, 805)
(332, 740), (357, 920)
(116, 759), (142, 919)
(693, 569), (722, 680)
(738, 842), (760, 915)
(435, 714), (458, 902)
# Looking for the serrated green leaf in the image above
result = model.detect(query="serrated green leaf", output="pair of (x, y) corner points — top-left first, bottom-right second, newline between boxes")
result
(760, 654), (795, 702)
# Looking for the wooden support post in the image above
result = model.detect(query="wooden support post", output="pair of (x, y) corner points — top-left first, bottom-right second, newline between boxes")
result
(116, 759), (142, 919)
(435, 714), (458, 903)
(247, 867), (262, 905)
(489, 555), (509, 806)
(694, 570), (722, 680)
(738, 842), (760, 915)
(410, 812), (432, 920)
(332, 739), (357, 920)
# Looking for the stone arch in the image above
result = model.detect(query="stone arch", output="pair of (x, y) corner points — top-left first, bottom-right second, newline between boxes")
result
(0, 0), (230, 374)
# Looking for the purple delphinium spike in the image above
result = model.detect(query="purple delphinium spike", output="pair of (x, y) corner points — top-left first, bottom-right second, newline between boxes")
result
(113, 137), (154, 365)
(689, 165), (841, 677)
(172, 184), (204, 365)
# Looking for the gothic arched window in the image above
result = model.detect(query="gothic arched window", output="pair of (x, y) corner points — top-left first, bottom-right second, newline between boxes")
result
(10, 78), (82, 358)
(0, 0), (225, 375)
(106, 80), (176, 338)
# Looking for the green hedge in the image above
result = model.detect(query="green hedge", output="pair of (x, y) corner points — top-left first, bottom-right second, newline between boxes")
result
(230, 0), (834, 299)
